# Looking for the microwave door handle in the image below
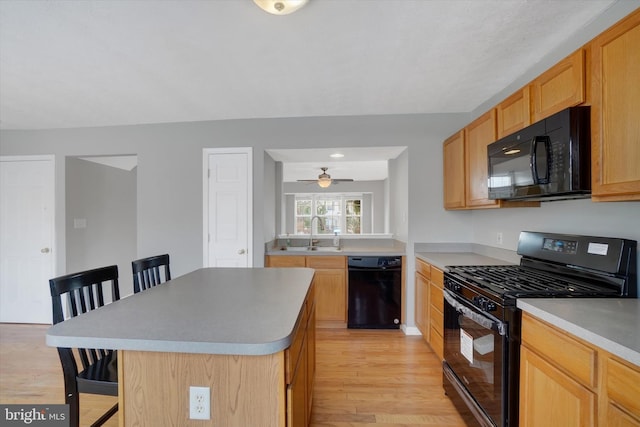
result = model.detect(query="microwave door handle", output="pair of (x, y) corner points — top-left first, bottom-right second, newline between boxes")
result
(530, 135), (551, 184)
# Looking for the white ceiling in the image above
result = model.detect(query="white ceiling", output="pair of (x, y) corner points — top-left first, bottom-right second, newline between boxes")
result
(0, 0), (619, 132)
(268, 146), (406, 181)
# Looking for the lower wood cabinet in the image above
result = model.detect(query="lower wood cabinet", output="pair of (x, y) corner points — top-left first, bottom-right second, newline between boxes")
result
(520, 312), (640, 427)
(266, 255), (347, 327)
(119, 282), (316, 427)
(414, 258), (443, 360)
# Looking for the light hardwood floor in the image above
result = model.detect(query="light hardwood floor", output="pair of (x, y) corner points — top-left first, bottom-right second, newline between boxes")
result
(1, 324), (471, 426)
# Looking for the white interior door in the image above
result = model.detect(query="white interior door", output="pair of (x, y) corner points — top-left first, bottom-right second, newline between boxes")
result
(203, 148), (252, 267)
(0, 156), (55, 324)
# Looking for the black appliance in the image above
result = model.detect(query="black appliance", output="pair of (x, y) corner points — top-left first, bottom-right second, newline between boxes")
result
(442, 231), (637, 427)
(347, 256), (402, 329)
(487, 106), (591, 201)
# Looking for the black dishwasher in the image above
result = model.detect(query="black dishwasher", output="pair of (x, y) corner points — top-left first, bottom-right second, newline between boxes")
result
(347, 256), (402, 329)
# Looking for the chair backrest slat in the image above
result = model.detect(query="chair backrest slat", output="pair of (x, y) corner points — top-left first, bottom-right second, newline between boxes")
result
(49, 265), (120, 371)
(132, 254), (171, 293)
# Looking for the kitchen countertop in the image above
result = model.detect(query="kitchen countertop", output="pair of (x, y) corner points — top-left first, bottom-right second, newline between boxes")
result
(415, 251), (515, 271)
(46, 267), (315, 356)
(266, 246), (405, 256)
(518, 298), (640, 366)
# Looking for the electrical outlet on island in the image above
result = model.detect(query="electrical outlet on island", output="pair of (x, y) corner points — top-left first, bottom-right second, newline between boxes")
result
(189, 386), (211, 420)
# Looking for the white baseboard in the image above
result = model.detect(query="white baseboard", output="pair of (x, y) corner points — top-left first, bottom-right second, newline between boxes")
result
(401, 325), (422, 336)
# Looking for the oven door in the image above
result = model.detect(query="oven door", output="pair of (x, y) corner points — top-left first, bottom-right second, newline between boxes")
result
(443, 289), (507, 427)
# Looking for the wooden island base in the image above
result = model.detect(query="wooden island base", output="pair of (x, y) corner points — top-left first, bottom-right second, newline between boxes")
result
(119, 350), (285, 426)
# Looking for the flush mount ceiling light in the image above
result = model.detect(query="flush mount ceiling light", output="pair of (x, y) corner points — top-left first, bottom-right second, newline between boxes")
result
(253, 0), (309, 15)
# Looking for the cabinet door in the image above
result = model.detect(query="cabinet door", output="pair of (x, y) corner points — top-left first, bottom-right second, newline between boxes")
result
(414, 272), (429, 339)
(315, 269), (346, 322)
(532, 49), (585, 121)
(465, 110), (499, 208)
(520, 346), (596, 427)
(287, 336), (308, 427)
(306, 303), (316, 419)
(591, 10), (640, 201)
(496, 86), (531, 138)
(443, 130), (466, 210)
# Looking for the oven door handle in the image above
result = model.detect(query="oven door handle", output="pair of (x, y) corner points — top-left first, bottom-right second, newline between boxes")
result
(443, 290), (507, 336)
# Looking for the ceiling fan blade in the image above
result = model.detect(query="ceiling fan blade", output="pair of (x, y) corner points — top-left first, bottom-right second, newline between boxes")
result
(332, 179), (354, 182)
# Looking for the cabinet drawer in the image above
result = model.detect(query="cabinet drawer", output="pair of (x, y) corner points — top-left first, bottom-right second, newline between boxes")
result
(606, 356), (640, 418)
(431, 268), (444, 289)
(267, 255), (306, 267)
(306, 255), (345, 269)
(521, 313), (596, 388)
(430, 305), (443, 338)
(416, 258), (431, 279)
(429, 285), (443, 313)
(430, 327), (444, 360)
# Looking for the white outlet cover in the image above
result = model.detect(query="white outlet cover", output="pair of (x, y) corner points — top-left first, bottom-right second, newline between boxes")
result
(189, 386), (211, 420)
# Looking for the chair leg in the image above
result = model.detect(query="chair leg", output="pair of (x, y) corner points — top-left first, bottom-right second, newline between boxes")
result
(65, 391), (80, 427)
(91, 403), (118, 427)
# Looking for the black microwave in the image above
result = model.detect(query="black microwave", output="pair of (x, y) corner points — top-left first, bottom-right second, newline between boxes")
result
(487, 106), (591, 201)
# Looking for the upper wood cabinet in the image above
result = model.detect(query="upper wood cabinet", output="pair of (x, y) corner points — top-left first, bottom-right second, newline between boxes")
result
(443, 130), (466, 210)
(465, 109), (500, 208)
(590, 9), (640, 202)
(496, 86), (532, 138)
(531, 49), (586, 121)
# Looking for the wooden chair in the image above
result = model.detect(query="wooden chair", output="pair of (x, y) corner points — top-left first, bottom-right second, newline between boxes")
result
(132, 253), (171, 293)
(49, 265), (120, 427)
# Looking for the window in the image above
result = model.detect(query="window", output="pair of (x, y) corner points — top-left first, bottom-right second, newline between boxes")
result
(294, 194), (362, 235)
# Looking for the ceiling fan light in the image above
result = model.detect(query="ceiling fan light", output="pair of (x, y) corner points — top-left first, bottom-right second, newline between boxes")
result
(253, 0), (309, 15)
(317, 176), (332, 188)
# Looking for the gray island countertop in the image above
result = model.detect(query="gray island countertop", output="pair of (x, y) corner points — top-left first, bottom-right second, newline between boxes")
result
(46, 267), (315, 356)
(518, 298), (640, 366)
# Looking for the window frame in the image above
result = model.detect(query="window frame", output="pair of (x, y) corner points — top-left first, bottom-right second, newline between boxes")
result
(293, 193), (363, 235)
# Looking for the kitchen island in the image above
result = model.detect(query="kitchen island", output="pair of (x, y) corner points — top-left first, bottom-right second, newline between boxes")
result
(46, 267), (316, 427)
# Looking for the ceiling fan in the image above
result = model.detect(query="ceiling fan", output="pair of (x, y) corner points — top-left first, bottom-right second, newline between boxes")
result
(297, 167), (354, 188)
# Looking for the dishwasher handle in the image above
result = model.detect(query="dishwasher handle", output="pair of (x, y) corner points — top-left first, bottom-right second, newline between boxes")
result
(348, 266), (402, 272)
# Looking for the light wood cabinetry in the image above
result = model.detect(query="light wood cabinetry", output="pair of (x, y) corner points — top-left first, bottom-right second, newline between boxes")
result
(465, 109), (499, 208)
(414, 258), (443, 360)
(531, 49), (586, 121)
(520, 312), (640, 427)
(266, 255), (347, 327)
(286, 282), (316, 427)
(414, 259), (430, 336)
(496, 86), (531, 138)
(120, 282), (316, 427)
(443, 130), (466, 210)
(590, 9), (640, 202)
(443, 116), (538, 210)
(428, 267), (444, 361)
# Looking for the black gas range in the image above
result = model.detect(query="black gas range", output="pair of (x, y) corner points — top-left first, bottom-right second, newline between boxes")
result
(441, 231), (637, 427)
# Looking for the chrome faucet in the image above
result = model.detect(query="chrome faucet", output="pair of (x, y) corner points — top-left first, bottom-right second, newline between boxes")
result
(309, 215), (324, 250)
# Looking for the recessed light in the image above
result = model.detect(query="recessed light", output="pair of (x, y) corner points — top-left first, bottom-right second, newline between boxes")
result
(330, 153), (344, 158)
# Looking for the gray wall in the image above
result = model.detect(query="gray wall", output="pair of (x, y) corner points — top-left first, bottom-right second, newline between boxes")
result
(0, 114), (466, 279)
(66, 157), (137, 295)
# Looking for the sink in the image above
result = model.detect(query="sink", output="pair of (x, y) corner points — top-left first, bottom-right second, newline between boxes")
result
(283, 247), (309, 252)
(310, 247), (342, 252)
(283, 246), (341, 252)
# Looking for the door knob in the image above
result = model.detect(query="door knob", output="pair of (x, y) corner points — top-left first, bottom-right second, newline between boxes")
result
(238, 249), (246, 255)
(41, 248), (50, 253)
